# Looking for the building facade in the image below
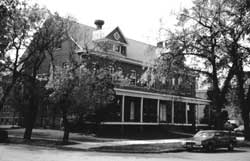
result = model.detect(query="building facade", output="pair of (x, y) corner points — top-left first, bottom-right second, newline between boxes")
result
(36, 20), (211, 131)
(0, 20), (211, 132)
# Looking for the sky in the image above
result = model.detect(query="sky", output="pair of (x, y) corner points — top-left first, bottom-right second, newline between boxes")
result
(33, 0), (194, 45)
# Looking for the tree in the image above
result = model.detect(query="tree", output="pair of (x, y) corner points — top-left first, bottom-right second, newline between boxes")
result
(21, 13), (72, 140)
(157, 0), (250, 129)
(219, 0), (250, 140)
(46, 64), (115, 143)
(0, 0), (12, 57)
(0, 0), (47, 112)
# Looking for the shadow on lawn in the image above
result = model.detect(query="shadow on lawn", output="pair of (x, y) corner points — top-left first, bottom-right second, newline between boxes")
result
(6, 137), (78, 148)
(97, 131), (191, 140)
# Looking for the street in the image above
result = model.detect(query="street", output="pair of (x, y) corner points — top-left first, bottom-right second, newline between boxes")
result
(0, 144), (250, 161)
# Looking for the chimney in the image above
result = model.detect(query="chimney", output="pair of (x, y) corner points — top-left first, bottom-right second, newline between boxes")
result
(94, 20), (104, 30)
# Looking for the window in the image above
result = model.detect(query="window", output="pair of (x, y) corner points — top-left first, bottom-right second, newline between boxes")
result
(117, 67), (123, 78)
(178, 77), (182, 85)
(92, 62), (98, 71)
(113, 44), (126, 55)
(160, 104), (167, 122)
(130, 70), (136, 85)
(121, 46), (126, 55)
(108, 65), (115, 74)
(114, 45), (120, 52)
(117, 67), (123, 73)
(172, 78), (175, 86)
(55, 42), (62, 49)
(36, 74), (49, 81)
(157, 41), (163, 48)
(62, 62), (69, 69)
(130, 101), (135, 121)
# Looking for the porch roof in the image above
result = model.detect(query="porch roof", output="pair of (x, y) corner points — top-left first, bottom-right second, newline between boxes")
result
(115, 88), (211, 105)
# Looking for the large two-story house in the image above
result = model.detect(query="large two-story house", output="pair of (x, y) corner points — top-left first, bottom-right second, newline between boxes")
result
(35, 19), (210, 133)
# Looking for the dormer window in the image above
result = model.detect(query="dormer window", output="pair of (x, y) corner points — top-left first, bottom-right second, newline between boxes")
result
(121, 46), (126, 55)
(113, 44), (126, 55)
(114, 45), (121, 52)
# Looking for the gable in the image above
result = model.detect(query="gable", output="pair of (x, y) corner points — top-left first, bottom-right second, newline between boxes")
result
(106, 27), (128, 44)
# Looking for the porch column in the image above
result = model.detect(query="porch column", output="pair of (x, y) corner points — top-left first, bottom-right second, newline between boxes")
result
(171, 100), (174, 123)
(157, 99), (160, 123)
(185, 103), (189, 124)
(140, 97), (144, 123)
(196, 104), (199, 124)
(121, 95), (125, 122)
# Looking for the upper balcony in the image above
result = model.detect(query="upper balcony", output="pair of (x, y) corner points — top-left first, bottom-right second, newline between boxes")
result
(109, 70), (196, 97)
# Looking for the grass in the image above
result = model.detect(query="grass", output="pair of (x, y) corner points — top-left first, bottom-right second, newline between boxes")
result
(6, 137), (78, 148)
(7, 128), (120, 142)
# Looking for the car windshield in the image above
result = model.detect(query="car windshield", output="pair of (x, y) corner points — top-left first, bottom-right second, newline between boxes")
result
(194, 131), (214, 138)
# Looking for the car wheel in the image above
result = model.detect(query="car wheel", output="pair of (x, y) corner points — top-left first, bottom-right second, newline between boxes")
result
(228, 142), (234, 151)
(206, 144), (214, 152)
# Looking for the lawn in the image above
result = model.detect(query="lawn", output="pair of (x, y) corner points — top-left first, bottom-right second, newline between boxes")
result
(6, 128), (120, 142)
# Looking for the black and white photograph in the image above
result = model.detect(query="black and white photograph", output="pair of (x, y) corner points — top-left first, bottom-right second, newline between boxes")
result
(1, 0), (250, 160)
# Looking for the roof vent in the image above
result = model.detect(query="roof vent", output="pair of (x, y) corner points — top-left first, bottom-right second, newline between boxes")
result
(94, 20), (104, 30)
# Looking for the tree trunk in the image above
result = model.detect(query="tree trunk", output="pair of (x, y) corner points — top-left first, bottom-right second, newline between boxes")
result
(214, 110), (223, 130)
(208, 89), (225, 129)
(23, 125), (33, 140)
(40, 109), (44, 128)
(235, 60), (249, 139)
(23, 108), (37, 140)
(243, 85), (250, 140)
(23, 80), (38, 140)
(52, 107), (57, 128)
(52, 115), (56, 129)
(242, 109), (250, 140)
(12, 111), (16, 127)
(62, 112), (70, 143)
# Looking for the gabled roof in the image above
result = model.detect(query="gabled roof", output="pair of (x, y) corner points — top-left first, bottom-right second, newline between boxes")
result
(92, 26), (127, 44)
(105, 27), (128, 44)
(69, 22), (157, 65)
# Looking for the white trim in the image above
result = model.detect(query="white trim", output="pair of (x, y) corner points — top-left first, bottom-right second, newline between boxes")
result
(157, 99), (160, 123)
(101, 122), (159, 125)
(185, 103), (188, 124)
(121, 95), (125, 122)
(101, 122), (209, 126)
(159, 123), (209, 126)
(115, 88), (211, 105)
(69, 36), (83, 50)
(104, 38), (127, 46)
(172, 100), (174, 123)
(78, 50), (145, 66)
(115, 27), (128, 44)
(140, 97), (144, 123)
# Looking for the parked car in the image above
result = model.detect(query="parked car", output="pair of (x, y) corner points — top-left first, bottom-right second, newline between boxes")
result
(184, 130), (236, 152)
